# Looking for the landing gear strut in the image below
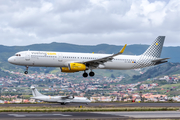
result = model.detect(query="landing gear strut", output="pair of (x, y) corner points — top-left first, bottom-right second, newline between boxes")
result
(83, 72), (88, 78)
(89, 71), (95, 77)
(24, 66), (28, 74)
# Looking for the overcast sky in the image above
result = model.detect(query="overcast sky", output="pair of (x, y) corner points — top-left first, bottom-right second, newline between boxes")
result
(0, 0), (179, 46)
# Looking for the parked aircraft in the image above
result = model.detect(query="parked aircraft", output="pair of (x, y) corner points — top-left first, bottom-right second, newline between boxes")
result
(30, 86), (91, 105)
(8, 36), (169, 77)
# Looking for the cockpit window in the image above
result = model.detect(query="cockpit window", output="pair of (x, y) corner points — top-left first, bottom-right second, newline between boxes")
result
(15, 54), (21, 56)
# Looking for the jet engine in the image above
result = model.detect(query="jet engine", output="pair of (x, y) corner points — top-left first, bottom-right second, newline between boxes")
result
(61, 63), (87, 73)
(61, 67), (78, 73)
(68, 63), (87, 71)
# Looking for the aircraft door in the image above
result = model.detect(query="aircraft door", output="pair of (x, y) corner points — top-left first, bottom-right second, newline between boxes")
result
(58, 53), (63, 62)
(25, 51), (30, 61)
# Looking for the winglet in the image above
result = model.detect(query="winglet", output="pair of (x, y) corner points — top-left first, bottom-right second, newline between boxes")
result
(120, 44), (127, 53)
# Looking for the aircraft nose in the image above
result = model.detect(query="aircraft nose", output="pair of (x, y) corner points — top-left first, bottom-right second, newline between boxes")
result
(8, 57), (15, 64)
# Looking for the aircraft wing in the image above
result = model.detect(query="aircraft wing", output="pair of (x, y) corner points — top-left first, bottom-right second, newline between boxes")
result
(61, 96), (68, 99)
(60, 95), (74, 99)
(151, 58), (170, 62)
(82, 44), (127, 66)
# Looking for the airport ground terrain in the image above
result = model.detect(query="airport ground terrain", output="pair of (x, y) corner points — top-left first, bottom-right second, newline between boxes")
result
(0, 103), (180, 112)
(1, 111), (180, 119)
(1, 102), (180, 107)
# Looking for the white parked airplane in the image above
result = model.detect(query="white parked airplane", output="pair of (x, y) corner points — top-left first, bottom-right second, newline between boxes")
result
(30, 86), (91, 105)
(8, 36), (169, 77)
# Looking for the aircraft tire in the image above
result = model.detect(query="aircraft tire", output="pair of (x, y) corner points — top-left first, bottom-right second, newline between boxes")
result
(24, 71), (28, 74)
(61, 103), (65, 105)
(83, 72), (88, 77)
(89, 71), (95, 77)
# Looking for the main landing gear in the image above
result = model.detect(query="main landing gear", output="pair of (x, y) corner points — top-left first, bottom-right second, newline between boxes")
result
(89, 71), (95, 77)
(61, 103), (66, 105)
(24, 66), (28, 74)
(82, 71), (95, 77)
(83, 72), (88, 77)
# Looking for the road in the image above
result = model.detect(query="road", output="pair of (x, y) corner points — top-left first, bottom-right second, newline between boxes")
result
(1, 102), (180, 107)
(1, 111), (180, 119)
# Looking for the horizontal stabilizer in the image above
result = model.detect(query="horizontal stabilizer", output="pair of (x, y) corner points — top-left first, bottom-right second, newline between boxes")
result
(151, 58), (170, 62)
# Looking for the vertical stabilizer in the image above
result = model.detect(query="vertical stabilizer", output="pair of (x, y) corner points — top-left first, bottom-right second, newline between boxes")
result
(31, 86), (45, 97)
(142, 36), (165, 58)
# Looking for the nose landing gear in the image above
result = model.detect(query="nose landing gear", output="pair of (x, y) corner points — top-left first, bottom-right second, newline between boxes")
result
(24, 66), (28, 74)
(24, 71), (28, 74)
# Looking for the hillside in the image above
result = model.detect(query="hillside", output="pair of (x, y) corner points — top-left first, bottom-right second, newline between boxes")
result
(120, 62), (180, 84)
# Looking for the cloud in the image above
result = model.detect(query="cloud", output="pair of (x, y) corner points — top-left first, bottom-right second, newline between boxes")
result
(0, 0), (179, 46)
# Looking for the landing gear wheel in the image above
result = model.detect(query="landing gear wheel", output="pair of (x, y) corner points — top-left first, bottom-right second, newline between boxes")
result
(61, 103), (65, 105)
(83, 72), (88, 77)
(89, 71), (95, 77)
(24, 66), (29, 74)
(24, 71), (28, 74)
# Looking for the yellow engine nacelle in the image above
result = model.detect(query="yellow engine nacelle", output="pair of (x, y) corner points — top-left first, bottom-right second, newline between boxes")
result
(61, 63), (87, 73)
(61, 67), (78, 73)
(69, 63), (87, 71)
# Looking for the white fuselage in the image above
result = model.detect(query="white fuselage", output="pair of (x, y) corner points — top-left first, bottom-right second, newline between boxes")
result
(8, 51), (151, 70)
(8, 36), (168, 75)
(31, 96), (91, 103)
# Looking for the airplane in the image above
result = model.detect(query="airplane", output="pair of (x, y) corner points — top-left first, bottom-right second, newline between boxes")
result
(30, 86), (91, 105)
(8, 36), (169, 77)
